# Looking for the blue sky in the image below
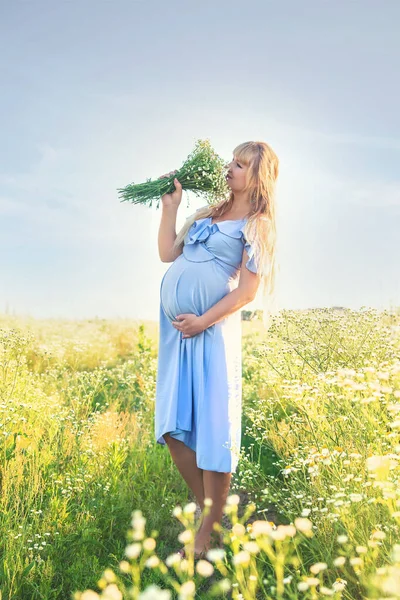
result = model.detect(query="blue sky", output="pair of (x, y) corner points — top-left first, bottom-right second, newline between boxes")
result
(1, 0), (399, 321)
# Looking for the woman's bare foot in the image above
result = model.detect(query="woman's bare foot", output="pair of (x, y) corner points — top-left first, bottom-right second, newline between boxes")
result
(194, 528), (223, 555)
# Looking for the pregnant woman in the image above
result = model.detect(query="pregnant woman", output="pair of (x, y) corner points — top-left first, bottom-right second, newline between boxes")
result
(155, 140), (279, 559)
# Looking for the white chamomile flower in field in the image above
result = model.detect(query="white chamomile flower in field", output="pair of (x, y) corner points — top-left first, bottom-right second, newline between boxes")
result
(243, 541), (260, 554)
(196, 559), (214, 577)
(131, 512), (146, 530)
(173, 506), (182, 517)
(183, 502), (197, 514)
(233, 550), (251, 566)
(310, 562), (328, 574)
(226, 494), (240, 505)
(294, 517), (313, 533)
(349, 493), (363, 502)
(371, 529), (386, 540)
(305, 577), (320, 586)
(179, 580), (195, 599)
(145, 555), (160, 568)
(333, 556), (346, 566)
(143, 538), (156, 551)
(138, 584), (172, 600)
(332, 579), (347, 592)
(232, 523), (246, 537)
(297, 582), (309, 591)
(270, 525), (296, 540)
(118, 561), (130, 573)
(251, 521), (274, 536)
(125, 543), (142, 559)
(178, 529), (193, 544)
(80, 592), (100, 600)
(103, 569), (116, 583)
(102, 584), (123, 600)
(206, 548), (226, 562)
(337, 534), (348, 544)
(319, 586), (334, 596)
(217, 579), (231, 592)
(165, 552), (183, 567)
(204, 497), (213, 507)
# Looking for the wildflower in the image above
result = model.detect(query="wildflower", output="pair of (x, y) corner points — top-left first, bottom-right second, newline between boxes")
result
(349, 557), (363, 566)
(204, 498), (213, 507)
(183, 502), (197, 514)
(143, 538), (156, 552)
(131, 512), (146, 531)
(297, 581), (309, 591)
(217, 579), (231, 592)
(165, 552), (182, 567)
(178, 530), (193, 544)
(243, 541), (260, 554)
(103, 569), (116, 583)
(319, 586), (334, 596)
(125, 543), (142, 559)
(337, 535), (348, 544)
(226, 494), (240, 505)
(173, 506), (182, 517)
(233, 550), (251, 567)
(138, 584), (172, 600)
(195, 559), (214, 577)
(310, 562), (328, 574)
(305, 577), (321, 586)
(80, 592), (100, 600)
(145, 555), (160, 569)
(118, 561), (130, 573)
(332, 578), (347, 592)
(206, 548), (226, 562)
(294, 517), (313, 534)
(179, 580), (195, 600)
(371, 529), (386, 540)
(333, 556), (346, 566)
(232, 523), (246, 537)
(251, 521), (274, 536)
(102, 584), (122, 600)
(270, 525), (296, 540)
(356, 545), (368, 554)
(349, 493), (363, 502)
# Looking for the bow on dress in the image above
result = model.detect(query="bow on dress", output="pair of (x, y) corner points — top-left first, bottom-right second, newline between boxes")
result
(185, 219), (222, 245)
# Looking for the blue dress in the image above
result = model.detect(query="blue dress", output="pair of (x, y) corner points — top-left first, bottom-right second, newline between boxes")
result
(155, 213), (257, 473)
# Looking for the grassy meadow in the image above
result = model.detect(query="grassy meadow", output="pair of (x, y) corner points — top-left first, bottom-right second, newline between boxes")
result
(0, 308), (399, 600)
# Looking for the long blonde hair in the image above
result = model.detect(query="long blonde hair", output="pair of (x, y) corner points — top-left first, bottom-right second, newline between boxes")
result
(173, 140), (280, 329)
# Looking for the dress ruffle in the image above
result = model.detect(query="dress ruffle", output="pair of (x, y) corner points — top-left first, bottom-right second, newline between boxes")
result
(184, 216), (261, 274)
(238, 222), (258, 274)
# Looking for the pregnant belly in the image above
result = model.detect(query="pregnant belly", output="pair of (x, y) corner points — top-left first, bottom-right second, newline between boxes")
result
(160, 255), (233, 323)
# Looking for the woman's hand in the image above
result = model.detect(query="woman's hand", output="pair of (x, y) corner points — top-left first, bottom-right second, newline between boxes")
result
(158, 170), (182, 208)
(171, 314), (206, 338)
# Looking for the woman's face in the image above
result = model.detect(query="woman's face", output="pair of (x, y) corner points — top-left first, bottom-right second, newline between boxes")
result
(225, 155), (248, 192)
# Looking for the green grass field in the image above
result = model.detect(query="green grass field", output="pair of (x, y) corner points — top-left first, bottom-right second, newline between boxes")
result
(0, 308), (399, 600)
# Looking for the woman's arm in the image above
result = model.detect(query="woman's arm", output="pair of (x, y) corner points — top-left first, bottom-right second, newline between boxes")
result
(158, 205), (183, 262)
(157, 173), (183, 262)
